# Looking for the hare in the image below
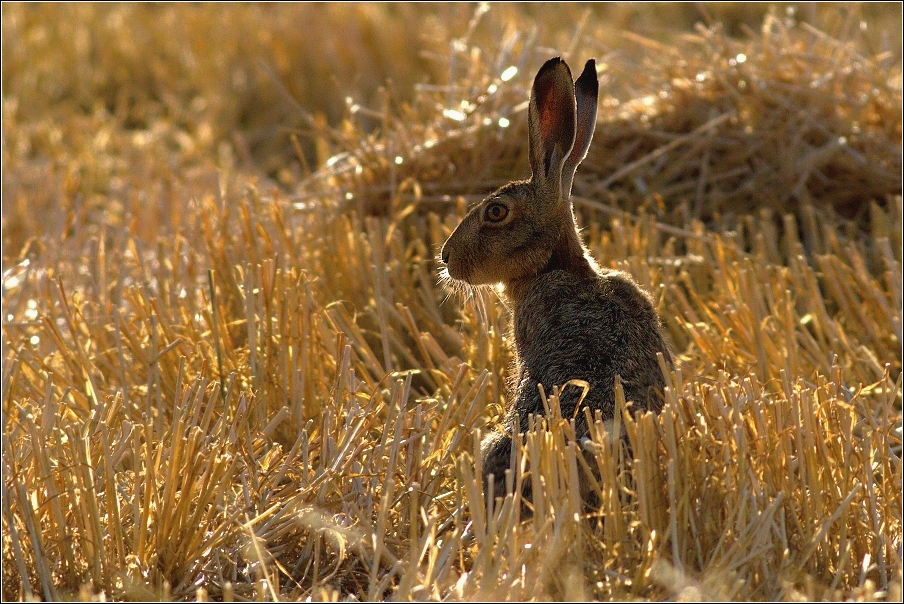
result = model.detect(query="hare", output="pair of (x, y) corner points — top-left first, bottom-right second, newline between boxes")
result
(440, 57), (673, 502)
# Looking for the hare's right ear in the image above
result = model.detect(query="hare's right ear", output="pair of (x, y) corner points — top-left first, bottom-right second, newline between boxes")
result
(528, 57), (576, 205)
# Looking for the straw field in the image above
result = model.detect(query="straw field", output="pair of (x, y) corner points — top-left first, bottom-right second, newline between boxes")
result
(2, 3), (902, 601)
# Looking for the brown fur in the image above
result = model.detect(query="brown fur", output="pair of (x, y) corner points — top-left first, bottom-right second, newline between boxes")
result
(440, 58), (673, 503)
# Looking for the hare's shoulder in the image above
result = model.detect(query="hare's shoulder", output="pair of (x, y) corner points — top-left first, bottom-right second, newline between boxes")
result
(514, 269), (656, 351)
(526, 268), (657, 317)
(592, 268), (660, 315)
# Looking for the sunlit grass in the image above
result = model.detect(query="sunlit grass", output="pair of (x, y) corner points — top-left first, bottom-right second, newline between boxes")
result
(2, 3), (901, 601)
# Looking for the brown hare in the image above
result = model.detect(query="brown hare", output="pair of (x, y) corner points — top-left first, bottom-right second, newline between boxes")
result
(440, 57), (673, 502)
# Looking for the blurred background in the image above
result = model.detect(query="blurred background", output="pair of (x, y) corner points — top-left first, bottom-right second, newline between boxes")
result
(3, 3), (901, 205)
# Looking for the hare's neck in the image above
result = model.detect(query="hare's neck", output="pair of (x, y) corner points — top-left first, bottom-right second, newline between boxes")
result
(544, 223), (595, 276)
(506, 220), (596, 303)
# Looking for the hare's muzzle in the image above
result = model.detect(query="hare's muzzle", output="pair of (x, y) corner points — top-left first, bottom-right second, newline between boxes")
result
(439, 238), (469, 283)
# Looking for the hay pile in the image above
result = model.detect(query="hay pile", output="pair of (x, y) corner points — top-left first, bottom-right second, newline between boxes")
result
(2, 4), (901, 601)
(314, 12), (901, 231)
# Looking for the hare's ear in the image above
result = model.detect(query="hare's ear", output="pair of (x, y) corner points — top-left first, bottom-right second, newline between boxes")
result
(528, 57), (576, 205)
(561, 59), (599, 197)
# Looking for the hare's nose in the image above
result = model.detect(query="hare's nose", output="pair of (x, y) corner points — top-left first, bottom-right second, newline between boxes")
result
(441, 244), (450, 264)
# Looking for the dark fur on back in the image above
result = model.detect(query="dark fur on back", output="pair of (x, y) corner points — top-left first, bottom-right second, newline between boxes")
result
(512, 269), (669, 426)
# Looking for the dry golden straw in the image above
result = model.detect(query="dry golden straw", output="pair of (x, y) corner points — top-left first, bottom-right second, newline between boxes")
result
(2, 4), (901, 601)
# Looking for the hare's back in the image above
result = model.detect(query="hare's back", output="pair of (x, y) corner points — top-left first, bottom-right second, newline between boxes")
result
(517, 268), (662, 343)
(513, 268), (669, 417)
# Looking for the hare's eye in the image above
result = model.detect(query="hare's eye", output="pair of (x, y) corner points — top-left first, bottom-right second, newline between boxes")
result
(485, 203), (509, 223)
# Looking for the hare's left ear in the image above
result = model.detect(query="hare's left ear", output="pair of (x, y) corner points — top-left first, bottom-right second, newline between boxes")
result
(528, 57), (576, 206)
(561, 60), (598, 198)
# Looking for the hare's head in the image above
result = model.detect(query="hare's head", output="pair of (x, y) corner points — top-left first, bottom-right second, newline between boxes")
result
(441, 57), (598, 286)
